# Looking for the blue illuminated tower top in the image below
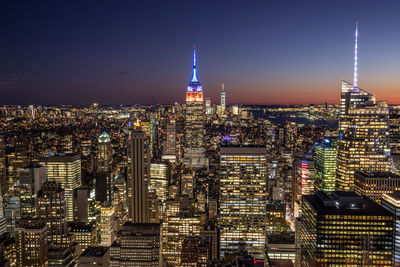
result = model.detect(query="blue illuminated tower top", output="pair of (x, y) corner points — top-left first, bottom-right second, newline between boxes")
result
(186, 47), (203, 100)
(190, 47), (199, 83)
(186, 47), (203, 95)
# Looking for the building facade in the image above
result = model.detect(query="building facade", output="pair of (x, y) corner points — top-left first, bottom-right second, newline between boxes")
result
(300, 191), (393, 266)
(184, 48), (206, 168)
(219, 146), (268, 259)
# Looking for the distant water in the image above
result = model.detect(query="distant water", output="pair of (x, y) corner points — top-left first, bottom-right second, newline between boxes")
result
(251, 110), (338, 129)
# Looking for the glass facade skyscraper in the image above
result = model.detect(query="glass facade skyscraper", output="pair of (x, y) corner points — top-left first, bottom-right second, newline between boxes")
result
(337, 80), (392, 191)
(314, 139), (337, 193)
(300, 191), (394, 266)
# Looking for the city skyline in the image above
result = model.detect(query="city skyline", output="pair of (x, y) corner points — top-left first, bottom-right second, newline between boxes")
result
(2, 1), (400, 105)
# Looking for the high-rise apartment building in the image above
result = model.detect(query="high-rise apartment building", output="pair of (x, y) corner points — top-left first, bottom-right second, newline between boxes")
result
(40, 153), (82, 222)
(314, 139), (337, 193)
(219, 146), (268, 259)
(299, 191), (393, 266)
(184, 48), (206, 168)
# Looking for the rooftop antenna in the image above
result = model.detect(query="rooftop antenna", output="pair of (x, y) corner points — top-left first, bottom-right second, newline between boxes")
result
(354, 21), (359, 87)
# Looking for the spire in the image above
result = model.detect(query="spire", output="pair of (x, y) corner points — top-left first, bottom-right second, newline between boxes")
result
(222, 83), (225, 91)
(354, 21), (358, 87)
(134, 118), (141, 129)
(190, 47), (199, 83)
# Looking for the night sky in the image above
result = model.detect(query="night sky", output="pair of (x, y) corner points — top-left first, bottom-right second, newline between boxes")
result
(1, 0), (400, 105)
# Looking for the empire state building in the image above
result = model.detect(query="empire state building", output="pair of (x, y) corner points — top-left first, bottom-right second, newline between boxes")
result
(184, 48), (206, 168)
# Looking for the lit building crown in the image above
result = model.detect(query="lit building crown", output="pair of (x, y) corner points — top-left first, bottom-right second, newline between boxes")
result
(186, 47), (203, 102)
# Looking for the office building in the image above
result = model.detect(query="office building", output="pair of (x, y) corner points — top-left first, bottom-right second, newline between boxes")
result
(0, 233), (15, 267)
(337, 24), (392, 190)
(69, 223), (97, 255)
(221, 83), (226, 109)
(47, 247), (76, 267)
(296, 158), (315, 201)
(99, 206), (116, 247)
(149, 162), (168, 204)
(96, 132), (112, 203)
(219, 146), (268, 259)
(381, 192), (400, 264)
(109, 222), (160, 266)
(127, 124), (150, 223)
(0, 137), (6, 199)
(162, 118), (177, 162)
(355, 171), (400, 203)
(37, 181), (69, 247)
(184, 47), (206, 168)
(78, 247), (109, 267)
(40, 153), (82, 222)
(15, 219), (48, 267)
(18, 164), (47, 218)
(314, 139), (337, 193)
(181, 236), (210, 266)
(73, 187), (89, 224)
(4, 197), (20, 233)
(162, 195), (201, 265)
(112, 174), (127, 229)
(299, 191), (393, 266)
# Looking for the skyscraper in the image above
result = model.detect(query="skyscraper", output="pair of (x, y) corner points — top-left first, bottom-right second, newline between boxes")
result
(19, 164), (47, 218)
(0, 137), (6, 200)
(314, 139), (337, 193)
(299, 191), (393, 266)
(219, 146), (268, 259)
(221, 83), (226, 109)
(73, 187), (89, 224)
(184, 47), (206, 168)
(162, 118), (177, 163)
(96, 132), (113, 203)
(40, 153), (82, 222)
(97, 132), (112, 173)
(37, 181), (68, 247)
(15, 219), (48, 267)
(127, 123), (150, 223)
(99, 206), (116, 247)
(381, 192), (400, 264)
(336, 23), (392, 190)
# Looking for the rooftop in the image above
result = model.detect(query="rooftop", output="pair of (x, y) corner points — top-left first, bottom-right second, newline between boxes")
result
(304, 191), (393, 216)
(80, 246), (108, 258)
(355, 171), (400, 179)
